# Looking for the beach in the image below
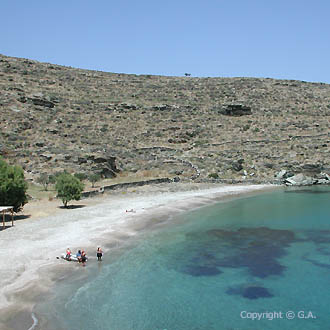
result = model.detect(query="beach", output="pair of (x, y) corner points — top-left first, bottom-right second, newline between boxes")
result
(0, 183), (274, 330)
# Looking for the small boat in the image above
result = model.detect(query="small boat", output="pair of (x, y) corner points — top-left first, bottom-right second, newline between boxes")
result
(61, 253), (87, 262)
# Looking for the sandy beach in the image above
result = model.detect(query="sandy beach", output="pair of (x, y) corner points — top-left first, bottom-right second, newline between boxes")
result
(0, 183), (276, 329)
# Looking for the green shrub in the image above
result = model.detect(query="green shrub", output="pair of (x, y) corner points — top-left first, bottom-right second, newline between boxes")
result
(88, 173), (101, 188)
(243, 124), (250, 131)
(208, 172), (219, 179)
(54, 170), (68, 178)
(55, 173), (84, 208)
(36, 173), (51, 191)
(0, 157), (28, 212)
(74, 172), (88, 181)
(48, 174), (57, 184)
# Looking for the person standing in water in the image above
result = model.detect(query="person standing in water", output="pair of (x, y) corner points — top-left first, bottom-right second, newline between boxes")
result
(97, 247), (103, 261)
(81, 250), (87, 266)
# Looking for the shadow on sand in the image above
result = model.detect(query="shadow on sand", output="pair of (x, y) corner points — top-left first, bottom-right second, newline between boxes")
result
(58, 204), (86, 210)
(14, 214), (31, 221)
(0, 225), (14, 231)
(0, 214), (31, 231)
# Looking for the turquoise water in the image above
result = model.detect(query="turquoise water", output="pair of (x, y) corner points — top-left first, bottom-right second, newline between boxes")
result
(38, 187), (330, 330)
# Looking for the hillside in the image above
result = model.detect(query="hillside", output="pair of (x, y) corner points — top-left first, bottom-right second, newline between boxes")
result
(1, 53), (330, 184)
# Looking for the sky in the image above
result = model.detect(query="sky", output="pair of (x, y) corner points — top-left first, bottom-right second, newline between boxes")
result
(1, 0), (330, 83)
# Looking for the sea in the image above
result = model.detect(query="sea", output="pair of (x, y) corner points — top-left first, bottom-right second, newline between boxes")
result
(34, 186), (330, 330)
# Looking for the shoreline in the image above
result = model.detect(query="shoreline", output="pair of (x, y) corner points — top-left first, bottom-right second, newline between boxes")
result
(0, 183), (278, 330)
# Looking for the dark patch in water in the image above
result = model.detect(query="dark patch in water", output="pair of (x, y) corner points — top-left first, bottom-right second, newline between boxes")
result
(243, 286), (273, 299)
(174, 227), (295, 279)
(182, 265), (222, 277)
(226, 285), (273, 300)
(205, 227), (293, 278)
(173, 226), (330, 289)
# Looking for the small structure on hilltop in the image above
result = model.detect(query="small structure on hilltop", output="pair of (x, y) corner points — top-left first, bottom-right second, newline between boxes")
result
(0, 206), (14, 229)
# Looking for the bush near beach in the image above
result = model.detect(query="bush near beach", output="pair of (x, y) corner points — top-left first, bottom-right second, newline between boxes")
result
(0, 157), (28, 212)
(55, 172), (84, 208)
(88, 173), (101, 188)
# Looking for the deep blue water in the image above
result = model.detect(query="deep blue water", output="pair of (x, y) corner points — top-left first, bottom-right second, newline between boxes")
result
(37, 187), (330, 330)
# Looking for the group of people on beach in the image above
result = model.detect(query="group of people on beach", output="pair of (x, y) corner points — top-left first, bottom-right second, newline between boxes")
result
(76, 249), (88, 265)
(65, 247), (103, 265)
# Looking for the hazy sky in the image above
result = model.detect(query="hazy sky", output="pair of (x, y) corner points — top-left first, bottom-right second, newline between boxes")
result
(1, 0), (330, 83)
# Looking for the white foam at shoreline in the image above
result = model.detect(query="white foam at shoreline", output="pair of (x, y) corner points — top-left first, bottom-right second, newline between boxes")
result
(27, 312), (38, 330)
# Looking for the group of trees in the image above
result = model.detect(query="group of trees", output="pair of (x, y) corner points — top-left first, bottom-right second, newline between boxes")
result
(38, 171), (101, 207)
(0, 156), (103, 210)
(37, 172), (101, 191)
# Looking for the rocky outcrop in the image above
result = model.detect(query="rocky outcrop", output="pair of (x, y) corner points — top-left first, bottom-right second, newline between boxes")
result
(275, 170), (287, 179)
(17, 93), (57, 108)
(151, 104), (178, 112)
(283, 172), (330, 186)
(39, 153), (52, 161)
(315, 172), (330, 184)
(232, 159), (244, 172)
(29, 97), (55, 108)
(220, 104), (252, 116)
(274, 163), (330, 186)
(300, 163), (322, 174)
(285, 174), (315, 186)
(89, 154), (119, 178)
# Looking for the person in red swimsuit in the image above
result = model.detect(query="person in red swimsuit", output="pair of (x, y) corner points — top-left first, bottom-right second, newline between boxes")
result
(65, 248), (71, 260)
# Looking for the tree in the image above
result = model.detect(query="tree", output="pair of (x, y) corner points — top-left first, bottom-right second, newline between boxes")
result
(0, 157), (28, 212)
(55, 173), (84, 208)
(208, 172), (219, 179)
(48, 174), (57, 185)
(88, 173), (101, 188)
(36, 173), (51, 191)
(74, 172), (88, 181)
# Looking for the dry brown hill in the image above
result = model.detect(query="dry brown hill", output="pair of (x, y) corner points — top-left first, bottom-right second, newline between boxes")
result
(1, 53), (330, 184)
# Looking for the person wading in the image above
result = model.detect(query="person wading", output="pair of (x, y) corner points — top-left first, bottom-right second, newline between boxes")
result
(81, 250), (87, 266)
(97, 247), (103, 261)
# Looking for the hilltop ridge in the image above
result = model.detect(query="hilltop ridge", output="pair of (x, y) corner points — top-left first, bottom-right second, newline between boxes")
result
(1, 53), (330, 184)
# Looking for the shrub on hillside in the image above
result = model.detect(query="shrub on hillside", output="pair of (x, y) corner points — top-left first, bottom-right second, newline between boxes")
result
(74, 172), (88, 181)
(55, 173), (84, 208)
(0, 157), (28, 212)
(208, 172), (219, 179)
(48, 174), (57, 185)
(36, 173), (51, 191)
(88, 173), (101, 188)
